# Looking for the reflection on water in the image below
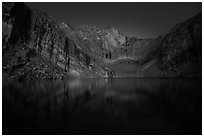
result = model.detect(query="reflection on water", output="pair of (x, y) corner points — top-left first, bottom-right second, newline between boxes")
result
(2, 78), (202, 135)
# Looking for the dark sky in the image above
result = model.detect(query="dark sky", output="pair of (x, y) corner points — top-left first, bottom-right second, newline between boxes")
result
(25, 2), (201, 38)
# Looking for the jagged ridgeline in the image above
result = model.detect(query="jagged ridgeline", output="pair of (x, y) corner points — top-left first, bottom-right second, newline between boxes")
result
(2, 2), (202, 80)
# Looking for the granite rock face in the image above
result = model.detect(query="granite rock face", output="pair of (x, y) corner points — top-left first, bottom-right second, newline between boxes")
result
(2, 2), (202, 79)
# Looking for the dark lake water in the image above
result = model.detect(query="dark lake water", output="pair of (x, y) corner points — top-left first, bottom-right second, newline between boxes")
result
(2, 78), (202, 135)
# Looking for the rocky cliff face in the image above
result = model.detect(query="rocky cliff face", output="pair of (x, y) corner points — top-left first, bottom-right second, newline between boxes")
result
(3, 2), (117, 79)
(2, 2), (202, 80)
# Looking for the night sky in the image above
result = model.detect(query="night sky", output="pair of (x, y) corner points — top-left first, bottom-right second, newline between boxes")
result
(25, 2), (201, 38)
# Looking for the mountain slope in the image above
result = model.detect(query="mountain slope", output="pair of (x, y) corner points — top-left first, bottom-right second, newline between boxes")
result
(158, 12), (202, 77)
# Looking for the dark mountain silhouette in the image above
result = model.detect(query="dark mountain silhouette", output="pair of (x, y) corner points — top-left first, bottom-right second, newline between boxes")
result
(2, 2), (202, 80)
